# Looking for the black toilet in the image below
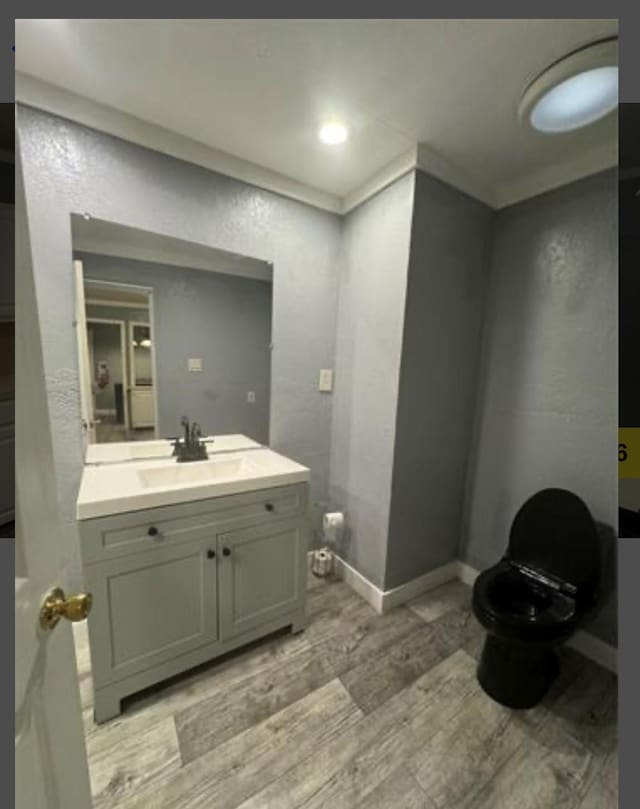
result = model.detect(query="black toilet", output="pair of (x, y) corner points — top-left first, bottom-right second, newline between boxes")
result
(472, 488), (602, 709)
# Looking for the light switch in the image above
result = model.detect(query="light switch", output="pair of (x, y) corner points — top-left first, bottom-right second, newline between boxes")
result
(188, 358), (202, 372)
(318, 369), (333, 392)
(247, 391), (256, 403)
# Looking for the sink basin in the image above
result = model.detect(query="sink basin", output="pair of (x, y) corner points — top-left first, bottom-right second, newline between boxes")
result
(77, 446), (310, 519)
(137, 456), (250, 489)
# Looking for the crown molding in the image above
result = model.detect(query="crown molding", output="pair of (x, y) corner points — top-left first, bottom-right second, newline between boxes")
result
(494, 138), (618, 208)
(16, 72), (617, 218)
(340, 147), (419, 213)
(339, 142), (499, 214)
(340, 134), (616, 214)
(15, 72), (343, 214)
(416, 143), (498, 207)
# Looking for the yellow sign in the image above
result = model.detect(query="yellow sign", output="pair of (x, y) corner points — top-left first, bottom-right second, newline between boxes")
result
(619, 428), (640, 478)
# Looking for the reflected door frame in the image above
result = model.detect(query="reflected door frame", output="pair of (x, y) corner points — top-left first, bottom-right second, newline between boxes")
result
(86, 316), (130, 432)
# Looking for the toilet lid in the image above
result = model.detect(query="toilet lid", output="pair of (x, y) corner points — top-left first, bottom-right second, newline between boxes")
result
(507, 488), (600, 593)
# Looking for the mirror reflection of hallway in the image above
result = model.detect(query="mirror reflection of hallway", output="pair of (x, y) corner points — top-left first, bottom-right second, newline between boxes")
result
(84, 280), (157, 443)
(71, 215), (273, 448)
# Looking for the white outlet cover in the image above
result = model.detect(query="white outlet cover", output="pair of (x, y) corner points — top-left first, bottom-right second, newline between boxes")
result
(188, 358), (203, 372)
(318, 369), (333, 392)
(247, 391), (256, 403)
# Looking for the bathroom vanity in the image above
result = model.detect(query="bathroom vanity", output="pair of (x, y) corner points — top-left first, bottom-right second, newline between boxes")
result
(77, 441), (310, 722)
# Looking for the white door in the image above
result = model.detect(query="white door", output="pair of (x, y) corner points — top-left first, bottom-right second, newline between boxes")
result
(74, 259), (96, 445)
(15, 129), (93, 809)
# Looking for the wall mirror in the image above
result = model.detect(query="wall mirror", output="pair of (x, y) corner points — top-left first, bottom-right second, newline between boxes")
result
(71, 215), (273, 448)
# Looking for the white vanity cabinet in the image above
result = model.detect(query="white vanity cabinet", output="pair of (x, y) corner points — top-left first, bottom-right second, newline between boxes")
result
(128, 387), (155, 428)
(79, 482), (309, 722)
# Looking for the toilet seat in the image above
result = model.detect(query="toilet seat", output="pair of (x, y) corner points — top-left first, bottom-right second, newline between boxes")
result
(473, 561), (578, 643)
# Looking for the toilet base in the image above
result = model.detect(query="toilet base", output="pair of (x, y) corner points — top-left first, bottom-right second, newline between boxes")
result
(477, 634), (560, 709)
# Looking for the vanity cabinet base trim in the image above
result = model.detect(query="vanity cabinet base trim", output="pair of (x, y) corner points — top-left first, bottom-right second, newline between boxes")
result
(92, 607), (306, 723)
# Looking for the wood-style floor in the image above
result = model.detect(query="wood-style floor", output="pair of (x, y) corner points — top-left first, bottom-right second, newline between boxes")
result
(95, 416), (155, 443)
(73, 571), (617, 809)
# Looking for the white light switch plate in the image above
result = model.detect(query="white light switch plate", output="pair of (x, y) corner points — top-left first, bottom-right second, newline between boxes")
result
(247, 391), (256, 403)
(318, 369), (333, 392)
(188, 358), (202, 372)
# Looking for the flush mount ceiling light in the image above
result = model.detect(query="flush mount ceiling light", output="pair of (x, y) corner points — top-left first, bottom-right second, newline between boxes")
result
(519, 38), (618, 134)
(318, 121), (349, 145)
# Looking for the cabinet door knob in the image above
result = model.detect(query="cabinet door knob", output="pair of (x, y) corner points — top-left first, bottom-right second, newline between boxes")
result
(148, 526), (159, 537)
(265, 503), (274, 512)
(206, 549), (216, 559)
(222, 547), (231, 557)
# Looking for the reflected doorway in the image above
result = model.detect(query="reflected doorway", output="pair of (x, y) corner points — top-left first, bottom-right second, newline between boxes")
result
(84, 280), (157, 443)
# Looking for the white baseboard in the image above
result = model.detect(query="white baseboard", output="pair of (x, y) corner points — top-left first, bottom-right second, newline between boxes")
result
(457, 562), (480, 587)
(329, 553), (459, 615)
(382, 561), (460, 612)
(319, 551), (618, 674)
(332, 555), (384, 613)
(568, 630), (618, 674)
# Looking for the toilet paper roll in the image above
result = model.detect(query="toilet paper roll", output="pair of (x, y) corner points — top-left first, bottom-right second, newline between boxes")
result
(311, 548), (333, 577)
(322, 512), (344, 544)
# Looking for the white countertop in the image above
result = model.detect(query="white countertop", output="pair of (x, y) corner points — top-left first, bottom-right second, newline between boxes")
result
(77, 446), (309, 520)
(84, 434), (262, 465)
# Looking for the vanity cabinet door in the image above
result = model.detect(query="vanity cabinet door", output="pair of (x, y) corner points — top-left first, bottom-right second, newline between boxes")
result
(86, 538), (219, 686)
(217, 518), (306, 640)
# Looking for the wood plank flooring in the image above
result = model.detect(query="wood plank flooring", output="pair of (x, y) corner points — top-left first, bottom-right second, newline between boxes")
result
(95, 415), (155, 443)
(73, 569), (617, 809)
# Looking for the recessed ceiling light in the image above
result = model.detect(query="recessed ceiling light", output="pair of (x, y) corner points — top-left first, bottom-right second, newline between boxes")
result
(519, 38), (618, 134)
(318, 122), (349, 145)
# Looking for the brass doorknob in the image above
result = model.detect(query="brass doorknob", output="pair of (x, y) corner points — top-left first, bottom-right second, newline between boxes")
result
(39, 587), (93, 631)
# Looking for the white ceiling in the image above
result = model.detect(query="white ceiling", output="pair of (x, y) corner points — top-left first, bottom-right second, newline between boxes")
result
(16, 19), (618, 208)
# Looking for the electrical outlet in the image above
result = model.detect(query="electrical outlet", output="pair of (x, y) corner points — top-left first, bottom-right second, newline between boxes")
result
(188, 358), (202, 372)
(247, 391), (256, 403)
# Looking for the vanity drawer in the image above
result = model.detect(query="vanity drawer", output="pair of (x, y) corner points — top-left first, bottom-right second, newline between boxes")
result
(80, 483), (308, 564)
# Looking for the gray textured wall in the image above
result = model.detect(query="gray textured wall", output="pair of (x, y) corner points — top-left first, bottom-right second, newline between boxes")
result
(329, 173), (415, 588)
(460, 170), (618, 645)
(17, 105), (341, 588)
(386, 171), (494, 590)
(81, 253), (272, 443)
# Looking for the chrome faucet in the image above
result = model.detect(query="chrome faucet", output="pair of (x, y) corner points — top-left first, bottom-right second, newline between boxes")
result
(171, 416), (208, 462)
